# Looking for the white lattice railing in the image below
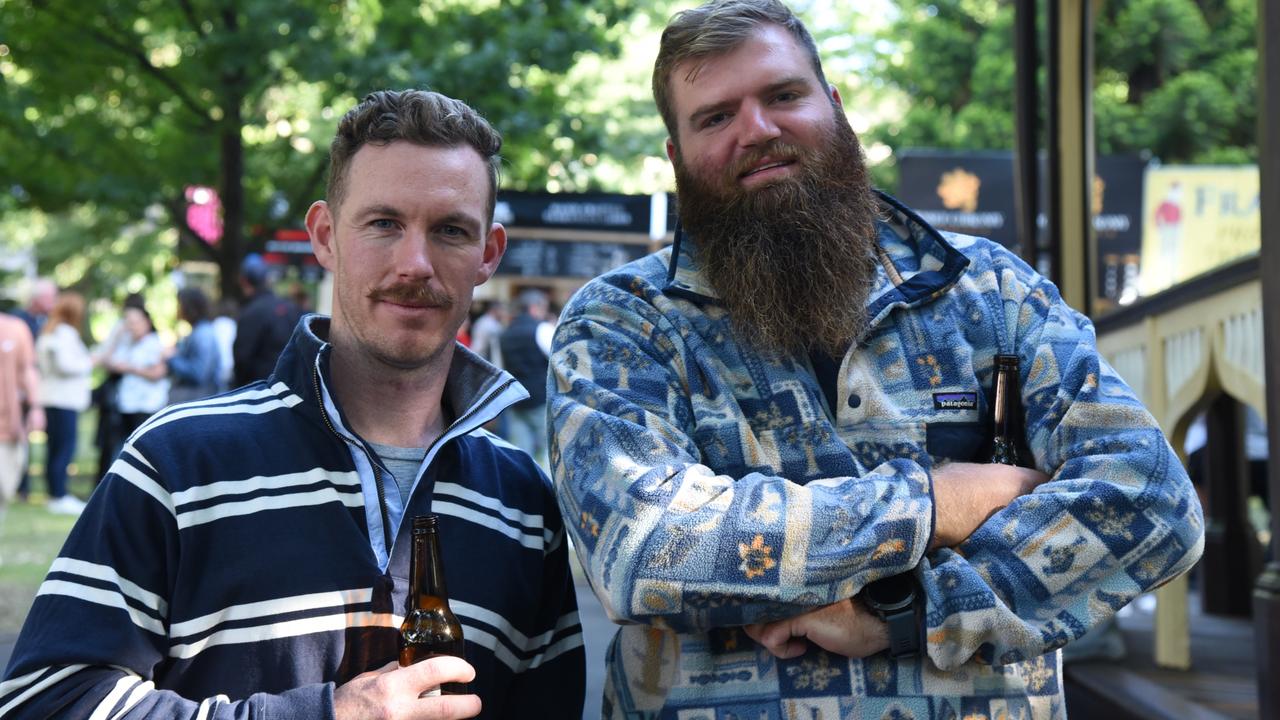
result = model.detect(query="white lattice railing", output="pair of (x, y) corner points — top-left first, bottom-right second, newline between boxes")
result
(1094, 268), (1264, 671)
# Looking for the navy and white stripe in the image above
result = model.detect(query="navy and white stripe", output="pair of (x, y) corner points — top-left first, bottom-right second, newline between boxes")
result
(1, 316), (585, 719)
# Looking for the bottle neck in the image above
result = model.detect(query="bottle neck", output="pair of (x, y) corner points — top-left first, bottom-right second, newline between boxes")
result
(409, 528), (449, 606)
(993, 367), (1013, 435)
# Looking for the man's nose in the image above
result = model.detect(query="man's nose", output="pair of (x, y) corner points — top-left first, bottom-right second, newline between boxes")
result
(392, 231), (435, 278)
(739, 102), (781, 147)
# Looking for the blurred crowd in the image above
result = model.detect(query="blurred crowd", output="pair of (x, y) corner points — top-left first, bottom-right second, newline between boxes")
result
(457, 288), (559, 468)
(1, 260), (565, 532)
(0, 253), (304, 526)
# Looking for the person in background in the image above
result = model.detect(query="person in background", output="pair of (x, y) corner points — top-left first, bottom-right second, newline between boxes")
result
(291, 284), (315, 315)
(90, 293), (145, 482)
(7, 278), (56, 342)
(211, 298), (238, 393)
(468, 300), (506, 369)
(104, 304), (169, 439)
(455, 312), (472, 347)
(166, 287), (223, 404)
(8, 277), (55, 502)
(35, 290), (93, 515)
(2, 88), (583, 720)
(0, 312), (43, 537)
(498, 289), (552, 466)
(232, 253), (302, 388)
(548, 1), (1204, 717)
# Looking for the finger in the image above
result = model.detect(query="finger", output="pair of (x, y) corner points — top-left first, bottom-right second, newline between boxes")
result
(757, 620), (797, 650)
(773, 637), (810, 659)
(753, 620), (804, 659)
(402, 655), (477, 690)
(741, 624), (764, 644)
(756, 631), (809, 660)
(416, 693), (482, 720)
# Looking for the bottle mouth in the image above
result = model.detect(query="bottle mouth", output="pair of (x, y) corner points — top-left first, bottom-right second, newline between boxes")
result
(412, 514), (439, 531)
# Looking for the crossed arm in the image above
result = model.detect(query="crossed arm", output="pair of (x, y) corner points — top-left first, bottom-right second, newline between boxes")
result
(744, 462), (1048, 659)
(550, 263), (1201, 669)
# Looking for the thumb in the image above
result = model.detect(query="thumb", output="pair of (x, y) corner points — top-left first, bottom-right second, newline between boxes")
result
(756, 619), (810, 659)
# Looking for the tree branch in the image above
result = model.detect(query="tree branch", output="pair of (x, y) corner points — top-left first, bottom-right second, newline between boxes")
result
(174, 0), (209, 38)
(36, 2), (213, 126)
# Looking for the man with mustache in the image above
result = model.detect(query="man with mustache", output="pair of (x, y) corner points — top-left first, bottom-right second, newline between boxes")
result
(3, 90), (584, 720)
(548, 1), (1203, 718)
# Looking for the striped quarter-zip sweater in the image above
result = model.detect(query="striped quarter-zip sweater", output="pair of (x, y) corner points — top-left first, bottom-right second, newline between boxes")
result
(1, 316), (584, 719)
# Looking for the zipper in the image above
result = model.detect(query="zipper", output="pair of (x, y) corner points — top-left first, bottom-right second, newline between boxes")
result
(311, 355), (519, 561)
(401, 376), (517, 527)
(402, 376), (519, 502)
(428, 377), (518, 458)
(312, 361), (392, 554)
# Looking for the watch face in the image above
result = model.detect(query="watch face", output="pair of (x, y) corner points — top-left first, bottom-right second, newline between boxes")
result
(866, 574), (914, 608)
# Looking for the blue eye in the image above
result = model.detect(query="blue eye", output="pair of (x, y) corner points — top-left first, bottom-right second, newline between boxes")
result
(703, 112), (729, 129)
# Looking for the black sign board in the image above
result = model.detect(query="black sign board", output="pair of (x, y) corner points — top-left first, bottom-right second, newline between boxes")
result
(495, 191), (652, 234)
(1092, 155), (1146, 307)
(496, 238), (649, 279)
(897, 150), (1020, 249)
(895, 150), (1147, 308)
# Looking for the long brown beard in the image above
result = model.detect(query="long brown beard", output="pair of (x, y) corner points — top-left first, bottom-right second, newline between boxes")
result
(673, 110), (880, 357)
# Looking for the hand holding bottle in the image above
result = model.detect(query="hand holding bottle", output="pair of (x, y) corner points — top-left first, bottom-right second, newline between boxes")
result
(334, 657), (481, 720)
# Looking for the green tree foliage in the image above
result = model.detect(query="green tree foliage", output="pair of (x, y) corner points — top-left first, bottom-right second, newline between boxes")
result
(867, 0), (1258, 187)
(0, 0), (637, 301)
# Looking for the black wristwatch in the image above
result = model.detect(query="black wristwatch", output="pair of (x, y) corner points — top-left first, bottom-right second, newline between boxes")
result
(863, 572), (922, 658)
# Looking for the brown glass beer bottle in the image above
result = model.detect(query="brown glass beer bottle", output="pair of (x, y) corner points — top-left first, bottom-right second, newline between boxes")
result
(399, 514), (467, 695)
(990, 354), (1024, 466)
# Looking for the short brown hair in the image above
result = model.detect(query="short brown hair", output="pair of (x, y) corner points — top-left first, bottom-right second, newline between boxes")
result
(653, 0), (828, 144)
(44, 291), (84, 335)
(326, 89), (503, 222)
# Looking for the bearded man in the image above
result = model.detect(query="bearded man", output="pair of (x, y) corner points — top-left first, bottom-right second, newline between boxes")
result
(547, 1), (1203, 718)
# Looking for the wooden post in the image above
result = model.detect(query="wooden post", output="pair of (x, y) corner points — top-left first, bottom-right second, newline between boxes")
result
(1201, 395), (1261, 616)
(1047, 0), (1094, 314)
(1012, 0), (1040, 269)
(1253, 0), (1280, 716)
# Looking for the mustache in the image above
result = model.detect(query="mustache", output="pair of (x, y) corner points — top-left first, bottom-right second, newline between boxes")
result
(727, 142), (804, 181)
(367, 282), (455, 308)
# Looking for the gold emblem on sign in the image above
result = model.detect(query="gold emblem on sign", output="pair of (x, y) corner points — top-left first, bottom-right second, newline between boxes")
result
(937, 168), (981, 212)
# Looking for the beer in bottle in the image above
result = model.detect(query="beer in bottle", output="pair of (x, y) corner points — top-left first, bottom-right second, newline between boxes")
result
(990, 354), (1024, 466)
(399, 514), (467, 695)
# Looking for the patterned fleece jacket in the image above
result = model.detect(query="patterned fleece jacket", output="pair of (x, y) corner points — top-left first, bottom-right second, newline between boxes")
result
(548, 191), (1204, 720)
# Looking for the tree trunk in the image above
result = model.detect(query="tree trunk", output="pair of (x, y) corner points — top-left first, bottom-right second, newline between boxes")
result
(218, 93), (246, 303)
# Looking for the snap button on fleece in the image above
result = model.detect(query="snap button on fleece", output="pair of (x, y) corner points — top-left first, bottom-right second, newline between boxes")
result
(847, 394), (861, 409)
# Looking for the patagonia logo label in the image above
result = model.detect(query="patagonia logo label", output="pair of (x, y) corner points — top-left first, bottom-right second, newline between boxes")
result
(933, 392), (978, 410)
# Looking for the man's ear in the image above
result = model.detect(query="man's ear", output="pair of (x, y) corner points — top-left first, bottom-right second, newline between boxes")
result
(475, 222), (508, 286)
(306, 200), (337, 271)
(829, 84), (844, 109)
(665, 137), (677, 164)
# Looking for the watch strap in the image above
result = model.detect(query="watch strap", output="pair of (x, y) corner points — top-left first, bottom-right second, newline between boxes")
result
(882, 601), (921, 657)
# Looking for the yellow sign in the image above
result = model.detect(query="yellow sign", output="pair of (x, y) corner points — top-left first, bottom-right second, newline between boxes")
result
(1139, 166), (1260, 296)
(936, 168), (981, 213)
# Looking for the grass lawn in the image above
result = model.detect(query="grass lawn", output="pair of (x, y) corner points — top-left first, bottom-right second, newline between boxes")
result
(0, 411), (101, 635)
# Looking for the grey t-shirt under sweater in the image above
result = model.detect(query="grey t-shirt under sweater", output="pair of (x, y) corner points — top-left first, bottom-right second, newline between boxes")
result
(368, 441), (428, 503)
